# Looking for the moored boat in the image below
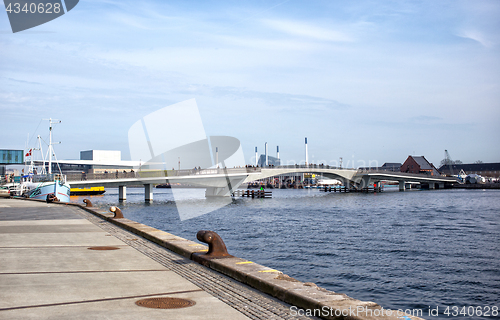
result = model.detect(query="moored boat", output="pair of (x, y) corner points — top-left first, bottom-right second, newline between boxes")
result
(70, 186), (105, 195)
(10, 119), (71, 203)
(23, 175), (71, 202)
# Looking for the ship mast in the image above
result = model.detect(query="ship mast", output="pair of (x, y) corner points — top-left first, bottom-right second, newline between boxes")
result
(43, 118), (61, 175)
(36, 135), (45, 174)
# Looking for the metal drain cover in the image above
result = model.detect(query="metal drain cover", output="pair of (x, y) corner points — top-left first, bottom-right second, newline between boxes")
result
(135, 297), (196, 309)
(87, 246), (120, 250)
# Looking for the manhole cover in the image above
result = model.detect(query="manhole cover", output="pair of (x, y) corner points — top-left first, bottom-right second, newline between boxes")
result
(87, 246), (120, 250)
(135, 297), (196, 309)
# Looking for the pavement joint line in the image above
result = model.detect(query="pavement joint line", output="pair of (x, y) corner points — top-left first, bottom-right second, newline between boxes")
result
(0, 245), (129, 249)
(0, 289), (204, 311)
(73, 206), (320, 320)
(0, 269), (170, 275)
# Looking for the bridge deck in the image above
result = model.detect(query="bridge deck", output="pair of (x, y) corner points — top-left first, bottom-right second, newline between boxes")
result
(67, 166), (457, 189)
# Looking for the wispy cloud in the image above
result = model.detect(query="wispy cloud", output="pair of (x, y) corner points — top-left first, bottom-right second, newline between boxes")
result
(409, 115), (443, 124)
(6, 77), (43, 85)
(215, 35), (321, 51)
(108, 12), (152, 30)
(261, 19), (353, 42)
(211, 86), (351, 111)
(456, 29), (494, 48)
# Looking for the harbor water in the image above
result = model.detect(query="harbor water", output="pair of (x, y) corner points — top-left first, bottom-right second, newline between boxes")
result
(71, 188), (500, 319)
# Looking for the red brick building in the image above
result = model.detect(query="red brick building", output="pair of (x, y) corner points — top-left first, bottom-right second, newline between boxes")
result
(401, 156), (440, 176)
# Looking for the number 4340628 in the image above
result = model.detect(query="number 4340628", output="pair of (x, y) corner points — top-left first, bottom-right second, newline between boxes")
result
(5, 2), (61, 14)
(443, 306), (498, 317)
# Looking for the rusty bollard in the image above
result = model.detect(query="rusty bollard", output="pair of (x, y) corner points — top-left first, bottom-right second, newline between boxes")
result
(109, 206), (124, 218)
(46, 194), (59, 203)
(83, 199), (93, 207)
(196, 230), (232, 258)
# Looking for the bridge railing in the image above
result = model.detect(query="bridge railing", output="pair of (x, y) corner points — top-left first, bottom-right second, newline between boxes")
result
(66, 171), (138, 181)
(263, 164), (344, 170)
(356, 169), (457, 180)
(65, 167), (262, 182)
(65, 165), (358, 182)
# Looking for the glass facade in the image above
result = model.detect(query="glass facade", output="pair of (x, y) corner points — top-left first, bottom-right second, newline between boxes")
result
(0, 150), (24, 164)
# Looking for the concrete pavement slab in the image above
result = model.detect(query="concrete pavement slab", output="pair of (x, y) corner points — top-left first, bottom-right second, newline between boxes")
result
(0, 291), (249, 320)
(0, 232), (127, 247)
(0, 224), (103, 233)
(0, 202), (84, 220)
(0, 271), (200, 308)
(0, 246), (166, 273)
(0, 219), (93, 226)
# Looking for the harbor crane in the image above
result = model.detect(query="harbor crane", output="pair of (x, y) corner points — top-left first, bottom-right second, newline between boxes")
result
(444, 149), (454, 176)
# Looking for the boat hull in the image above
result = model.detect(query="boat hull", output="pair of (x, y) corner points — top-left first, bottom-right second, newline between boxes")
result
(26, 181), (71, 203)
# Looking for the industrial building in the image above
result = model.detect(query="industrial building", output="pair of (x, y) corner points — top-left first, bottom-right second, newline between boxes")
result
(438, 163), (500, 178)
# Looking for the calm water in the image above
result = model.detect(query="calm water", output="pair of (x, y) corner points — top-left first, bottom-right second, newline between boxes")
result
(72, 188), (500, 319)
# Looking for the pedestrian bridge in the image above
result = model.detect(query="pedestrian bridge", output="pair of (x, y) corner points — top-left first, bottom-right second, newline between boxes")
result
(68, 165), (458, 201)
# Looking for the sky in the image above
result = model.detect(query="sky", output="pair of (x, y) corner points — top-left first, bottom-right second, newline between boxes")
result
(1, 0), (499, 169)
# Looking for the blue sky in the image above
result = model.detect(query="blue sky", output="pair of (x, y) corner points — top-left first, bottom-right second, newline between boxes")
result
(1, 0), (499, 168)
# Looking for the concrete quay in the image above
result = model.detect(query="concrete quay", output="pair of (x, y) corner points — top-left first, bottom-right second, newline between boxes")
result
(0, 198), (317, 320)
(0, 197), (424, 320)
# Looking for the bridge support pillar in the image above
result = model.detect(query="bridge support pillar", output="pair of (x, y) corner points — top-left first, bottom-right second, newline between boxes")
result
(438, 183), (445, 189)
(144, 184), (153, 202)
(399, 181), (405, 192)
(119, 185), (127, 201)
(428, 183), (435, 190)
(361, 176), (371, 189)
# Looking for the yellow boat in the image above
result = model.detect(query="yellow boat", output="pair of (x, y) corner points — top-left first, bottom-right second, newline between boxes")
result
(70, 186), (105, 196)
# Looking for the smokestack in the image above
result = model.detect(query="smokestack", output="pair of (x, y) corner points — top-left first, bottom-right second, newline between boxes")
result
(305, 137), (308, 165)
(255, 147), (258, 166)
(276, 146), (280, 161)
(265, 142), (268, 166)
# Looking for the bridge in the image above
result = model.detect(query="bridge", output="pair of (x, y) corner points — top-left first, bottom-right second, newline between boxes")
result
(67, 165), (458, 201)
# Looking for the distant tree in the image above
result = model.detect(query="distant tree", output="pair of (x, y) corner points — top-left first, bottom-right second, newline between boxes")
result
(440, 158), (463, 167)
(475, 160), (483, 164)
